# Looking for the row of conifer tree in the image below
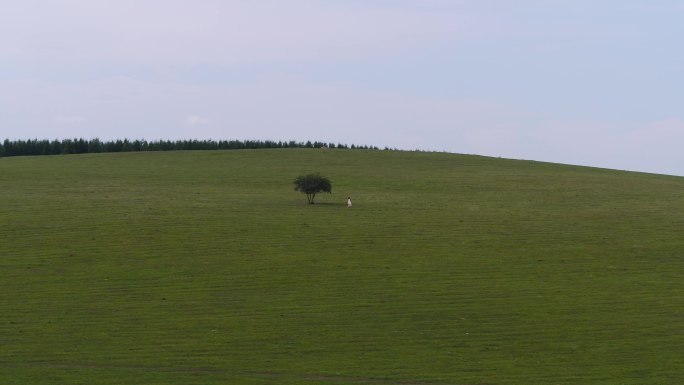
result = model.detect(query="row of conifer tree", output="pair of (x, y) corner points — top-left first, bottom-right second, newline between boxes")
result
(0, 139), (383, 158)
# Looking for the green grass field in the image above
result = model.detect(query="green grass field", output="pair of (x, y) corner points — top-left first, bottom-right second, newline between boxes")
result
(1, 149), (683, 384)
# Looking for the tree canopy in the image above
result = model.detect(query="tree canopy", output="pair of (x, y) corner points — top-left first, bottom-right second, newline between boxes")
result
(293, 173), (332, 204)
(0, 138), (381, 158)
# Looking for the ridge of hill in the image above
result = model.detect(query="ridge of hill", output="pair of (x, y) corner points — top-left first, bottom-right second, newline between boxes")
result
(1, 149), (682, 385)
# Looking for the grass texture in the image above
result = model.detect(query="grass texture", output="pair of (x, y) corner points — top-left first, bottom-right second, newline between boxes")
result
(1, 149), (683, 384)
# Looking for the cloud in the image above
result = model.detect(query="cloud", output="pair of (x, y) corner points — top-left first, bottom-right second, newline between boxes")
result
(622, 119), (684, 165)
(54, 115), (86, 125)
(0, 0), (464, 66)
(185, 115), (211, 127)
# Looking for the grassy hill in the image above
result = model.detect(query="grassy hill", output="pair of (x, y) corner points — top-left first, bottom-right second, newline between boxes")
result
(1, 149), (683, 385)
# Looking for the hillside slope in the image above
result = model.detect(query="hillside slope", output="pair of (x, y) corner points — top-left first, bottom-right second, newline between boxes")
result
(1, 149), (683, 385)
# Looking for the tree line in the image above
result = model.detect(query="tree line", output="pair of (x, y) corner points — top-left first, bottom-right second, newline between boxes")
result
(0, 138), (384, 158)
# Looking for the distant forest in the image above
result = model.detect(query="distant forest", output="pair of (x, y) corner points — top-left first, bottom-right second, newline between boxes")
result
(0, 139), (384, 158)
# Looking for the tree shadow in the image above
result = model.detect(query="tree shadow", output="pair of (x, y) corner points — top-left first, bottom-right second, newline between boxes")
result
(312, 201), (344, 206)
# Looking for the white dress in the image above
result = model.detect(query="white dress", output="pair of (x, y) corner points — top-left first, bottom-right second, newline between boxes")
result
(347, 198), (352, 208)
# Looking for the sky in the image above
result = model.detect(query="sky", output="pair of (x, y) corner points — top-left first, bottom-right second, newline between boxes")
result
(1, 0), (683, 176)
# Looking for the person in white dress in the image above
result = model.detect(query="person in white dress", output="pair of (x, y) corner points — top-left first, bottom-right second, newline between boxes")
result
(347, 197), (352, 208)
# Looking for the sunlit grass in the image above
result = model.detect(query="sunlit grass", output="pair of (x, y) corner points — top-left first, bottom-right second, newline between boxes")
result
(1, 149), (683, 384)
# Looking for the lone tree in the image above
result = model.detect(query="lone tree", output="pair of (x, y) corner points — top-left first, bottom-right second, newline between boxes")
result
(294, 173), (332, 204)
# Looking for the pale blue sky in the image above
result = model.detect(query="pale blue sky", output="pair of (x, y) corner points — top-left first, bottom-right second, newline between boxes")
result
(1, 0), (683, 175)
